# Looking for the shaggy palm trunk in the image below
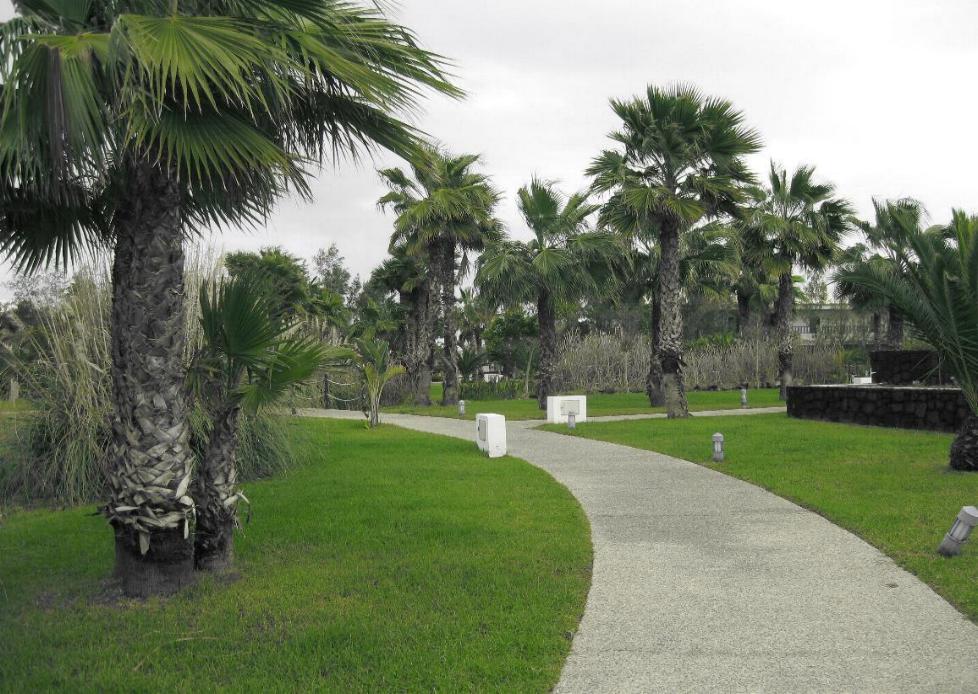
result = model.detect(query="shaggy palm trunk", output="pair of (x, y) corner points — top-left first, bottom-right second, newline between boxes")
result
(194, 404), (241, 570)
(736, 291), (751, 335)
(107, 161), (195, 597)
(657, 222), (689, 418)
(950, 414), (978, 471)
(775, 271), (794, 400)
(871, 312), (882, 351)
(404, 279), (433, 405)
(536, 291), (556, 410)
(439, 241), (461, 406)
(885, 307), (904, 350)
(646, 294), (665, 407)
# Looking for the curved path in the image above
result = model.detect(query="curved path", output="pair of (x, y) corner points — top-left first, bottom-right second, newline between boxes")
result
(302, 408), (978, 692)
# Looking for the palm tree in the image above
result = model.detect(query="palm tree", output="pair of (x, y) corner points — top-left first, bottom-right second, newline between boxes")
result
(588, 85), (761, 417)
(190, 278), (328, 571)
(351, 338), (405, 428)
(372, 248), (434, 405)
(478, 179), (617, 408)
(378, 148), (501, 406)
(839, 211), (978, 470)
(0, 0), (458, 595)
(742, 163), (851, 399)
(834, 243), (889, 349)
(847, 199), (926, 350)
(615, 223), (737, 405)
(458, 287), (497, 351)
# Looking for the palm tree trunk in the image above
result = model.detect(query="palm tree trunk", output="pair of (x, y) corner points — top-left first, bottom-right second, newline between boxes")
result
(536, 291), (556, 410)
(194, 404), (241, 571)
(646, 294), (665, 406)
(736, 290), (751, 335)
(405, 279), (433, 405)
(885, 306), (904, 350)
(775, 271), (794, 400)
(871, 312), (882, 351)
(657, 222), (689, 418)
(950, 414), (978, 471)
(107, 161), (195, 598)
(439, 241), (461, 406)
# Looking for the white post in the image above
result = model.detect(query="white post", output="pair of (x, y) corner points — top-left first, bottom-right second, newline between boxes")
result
(712, 432), (725, 463)
(458, 400), (466, 416)
(740, 386), (748, 409)
(9, 377), (19, 403)
(567, 412), (576, 430)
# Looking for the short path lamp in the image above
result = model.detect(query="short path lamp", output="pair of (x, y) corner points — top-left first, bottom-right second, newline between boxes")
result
(567, 412), (576, 430)
(938, 506), (978, 557)
(740, 385), (748, 409)
(712, 432), (725, 462)
(458, 400), (466, 416)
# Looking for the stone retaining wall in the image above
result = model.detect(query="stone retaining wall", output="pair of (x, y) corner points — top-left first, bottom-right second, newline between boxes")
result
(787, 384), (970, 432)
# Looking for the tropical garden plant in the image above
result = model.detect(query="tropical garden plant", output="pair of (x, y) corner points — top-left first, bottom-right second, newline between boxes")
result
(834, 198), (925, 350)
(588, 84), (761, 417)
(378, 148), (501, 406)
(0, 0), (459, 595)
(189, 277), (328, 571)
(839, 210), (978, 471)
(741, 163), (851, 399)
(351, 337), (405, 427)
(477, 178), (618, 408)
(371, 246), (434, 404)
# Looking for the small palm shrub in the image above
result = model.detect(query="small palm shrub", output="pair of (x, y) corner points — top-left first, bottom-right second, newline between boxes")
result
(351, 338), (404, 427)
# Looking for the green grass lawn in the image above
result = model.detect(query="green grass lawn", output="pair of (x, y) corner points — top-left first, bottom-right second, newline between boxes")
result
(541, 413), (978, 620)
(0, 418), (591, 691)
(385, 386), (782, 420)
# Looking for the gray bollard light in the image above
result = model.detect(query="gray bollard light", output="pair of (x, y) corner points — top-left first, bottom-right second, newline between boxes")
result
(712, 432), (724, 462)
(938, 506), (978, 556)
(567, 412), (576, 430)
(458, 400), (466, 416)
(740, 386), (748, 409)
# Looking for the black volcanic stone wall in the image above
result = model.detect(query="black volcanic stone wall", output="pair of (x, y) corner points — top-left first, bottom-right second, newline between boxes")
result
(869, 350), (948, 385)
(787, 385), (970, 432)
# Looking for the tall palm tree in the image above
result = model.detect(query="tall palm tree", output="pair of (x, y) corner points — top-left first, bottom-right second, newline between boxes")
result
(378, 148), (501, 406)
(834, 243), (889, 349)
(742, 163), (851, 399)
(588, 85), (761, 417)
(190, 278), (328, 572)
(0, 0), (459, 595)
(477, 179), (617, 408)
(848, 199), (926, 350)
(839, 211), (978, 470)
(617, 223), (737, 405)
(457, 287), (497, 351)
(372, 248), (433, 405)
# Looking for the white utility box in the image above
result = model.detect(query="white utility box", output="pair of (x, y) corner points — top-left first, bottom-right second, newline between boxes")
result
(475, 413), (507, 458)
(851, 376), (873, 385)
(546, 395), (587, 424)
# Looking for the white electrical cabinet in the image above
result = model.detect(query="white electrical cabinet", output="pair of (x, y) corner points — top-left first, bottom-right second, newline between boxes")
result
(475, 413), (507, 458)
(546, 395), (587, 424)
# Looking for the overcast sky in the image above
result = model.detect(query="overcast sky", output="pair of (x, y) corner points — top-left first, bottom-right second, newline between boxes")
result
(2, 0), (977, 298)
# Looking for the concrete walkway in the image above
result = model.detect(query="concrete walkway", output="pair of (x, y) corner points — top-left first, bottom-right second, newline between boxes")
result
(302, 408), (978, 692)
